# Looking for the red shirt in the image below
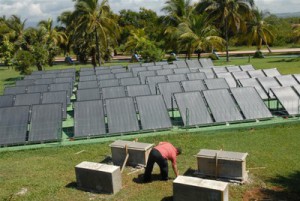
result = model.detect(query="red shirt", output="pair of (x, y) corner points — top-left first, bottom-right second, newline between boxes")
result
(154, 142), (177, 166)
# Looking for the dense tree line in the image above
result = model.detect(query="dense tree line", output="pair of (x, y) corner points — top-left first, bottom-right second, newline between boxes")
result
(0, 0), (299, 74)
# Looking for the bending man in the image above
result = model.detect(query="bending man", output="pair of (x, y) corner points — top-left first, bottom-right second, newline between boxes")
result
(143, 142), (181, 182)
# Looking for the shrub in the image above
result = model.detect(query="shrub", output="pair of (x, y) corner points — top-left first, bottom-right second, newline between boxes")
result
(253, 50), (265, 58)
(13, 50), (34, 75)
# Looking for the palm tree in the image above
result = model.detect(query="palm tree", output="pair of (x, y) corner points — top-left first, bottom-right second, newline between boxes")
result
(292, 24), (300, 44)
(38, 18), (67, 65)
(196, 0), (255, 61)
(162, 0), (195, 53)
(4, 15), (27, 50)
(245, 10), (274, 54)
(72, 0), (119, 66)
(176, 14), (225, 59)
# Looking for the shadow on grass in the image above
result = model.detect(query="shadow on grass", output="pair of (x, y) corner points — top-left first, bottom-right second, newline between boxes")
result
(65, 181), (77, 189)
(133, 173), (164, 184)
(161, 196), (173, 201)
(99, 156), (112, 164)
(183, 167), (197, 177)
(268, 58), (300, 63)
(244, 171), (300, 200)
(5, 77), (23, 82)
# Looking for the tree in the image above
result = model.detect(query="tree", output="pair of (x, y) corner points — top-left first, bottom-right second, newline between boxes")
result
(245, 9), (274, 56)
(38, 18), (67, 65)
(196, 0), (255, 61)
(72, 0), (119, 66)
(176, 14), (225, 59)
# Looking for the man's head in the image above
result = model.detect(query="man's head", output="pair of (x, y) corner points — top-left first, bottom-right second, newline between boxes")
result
(176, 147), (182, 156)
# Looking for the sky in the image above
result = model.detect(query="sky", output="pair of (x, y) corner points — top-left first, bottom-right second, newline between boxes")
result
(0, 0), (300, 27)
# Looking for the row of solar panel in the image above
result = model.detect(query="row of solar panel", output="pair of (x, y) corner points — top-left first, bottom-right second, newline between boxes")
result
(15, 77), (74, 87)
(0, 91), (68, 119)
(31, 68), (76, 75)
(75, 78), (231, 102)
(74, 87), (272, 138)
(0, 103), (62, 146)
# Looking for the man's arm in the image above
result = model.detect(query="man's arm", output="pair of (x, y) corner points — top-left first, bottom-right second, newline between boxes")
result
(172, 163), (179, 177)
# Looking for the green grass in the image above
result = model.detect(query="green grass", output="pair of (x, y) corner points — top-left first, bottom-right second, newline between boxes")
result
(1, 124), (300, 200)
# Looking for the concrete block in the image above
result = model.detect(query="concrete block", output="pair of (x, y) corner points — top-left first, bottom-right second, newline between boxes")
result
(197, 149), (248, 182)
(75, 161), (122, 194)
(173, 176), (228, 201)
(110, 140), (153, 166)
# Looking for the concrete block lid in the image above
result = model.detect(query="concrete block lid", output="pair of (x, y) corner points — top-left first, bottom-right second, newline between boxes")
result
(197, 149), (248, 161)
(174, 176), (228, 191)
(76, 161), (120, 173)
(109, 140), (153, 151)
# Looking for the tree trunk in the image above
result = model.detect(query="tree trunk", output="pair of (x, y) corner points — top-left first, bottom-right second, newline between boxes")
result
(95, 29), (101, 67)
(225, 18), (229, 62)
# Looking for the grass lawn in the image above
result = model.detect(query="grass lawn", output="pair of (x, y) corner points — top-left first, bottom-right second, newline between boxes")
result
(1, 124), (300, 200)
(0, 54), (300, 200)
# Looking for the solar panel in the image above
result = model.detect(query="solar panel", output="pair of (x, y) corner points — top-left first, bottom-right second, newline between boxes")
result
(174, 91), (213, 126)
(232, 71), (250, 81)
(54, 77), (74, 84)
(141, 62), (155, 67)
(115, 72), (133, 79)
(80, 67), (94, 72)
(147, 65), (162, 71)
(199, 68), (215, 78)
(257, 77), (281, 98)
(138, 70), (156, 84)
(74, 100), (106, 137)
(248, 70), (266, 78)
(49, 82), (72, 104)
(31, 71), (44, 75)
(42, 74), (57, 79)
(101, 86), (126, 99)
(78, 80), (99, 89)
(80, 71), (95, 76)
(136, 95), (172, 130)
(120, 77), (141, 86)
(186, 60), (202, 68)
(96, 69), (111, 75)
(157, 82), (183, 109)
(77, 88), (101, 101)
(213, 67), (227, 74)
(0, 106), (29, 146)
(174, 68), (191, 74)
(240, 64), (255, 71)
(146, 75), (168, 94)
(271, 87), (300, 115)
(156, 69), (174, 76)
(110, 65), (124, 69)
(163, 64), (177, 69)
(226, 66), (241, 72)
(0, 95), (14, 108)
(79, 75), (97, 82)
(293, 85), (300, 96)
(14, 93), (41, 106)
(24, 74), (42, 80)
(16, 79), (35, 86)
(238, 78), (268, 99)
(173, 60), (188, 68)
(216, 72), (237, 88)
(187, 72), (207, 80)
(111, 68), (127, 74)
(34, 78), (54, 85)
(42, 91), (67, 119)
(97, 73), (115, 80)
(99, 79), (119, 88)
(181, 80), (207, 92)
(126, 85), (151, 97)
(263, 68), (281, 77)
(27, 84), (49, 93)
(128, 63), (141, 69)
(199, 58), (214, 67)
(4, 86), (27, 95)
(61, 68), (76, 73)
(106, 97), (139, 134)
(28, 104), (62, 142)
(155, 61), (168, 66)
(203, 89), (244, 123)
(131, 67), (147, 77)
(57, 72), (75, 79)
(95, 66), (107, 70)
(275, 75), (298, 87)
(231, 87), (272, 120)
(204, 78), (229, 89)
(167, 74), (187, 82)
(293, 74), (300, 83)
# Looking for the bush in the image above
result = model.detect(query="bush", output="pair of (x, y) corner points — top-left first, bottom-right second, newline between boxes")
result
(13, 50), (34, 75)
(140, 45), (164, 63)
(253, 50), (265, 58)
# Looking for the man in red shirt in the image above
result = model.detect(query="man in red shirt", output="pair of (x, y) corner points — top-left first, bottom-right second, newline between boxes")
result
(143, 142), (182, 182)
